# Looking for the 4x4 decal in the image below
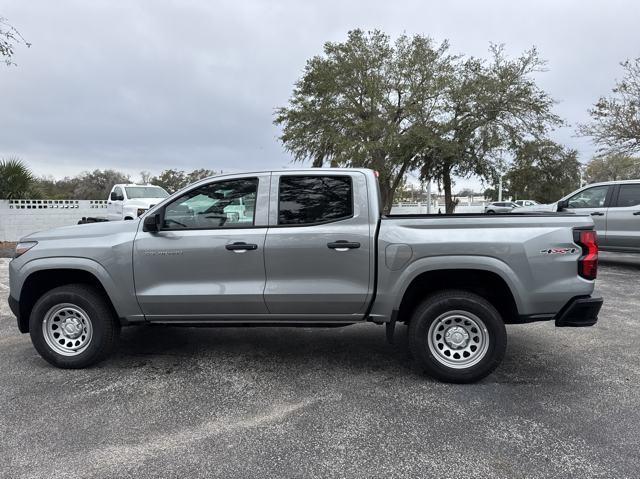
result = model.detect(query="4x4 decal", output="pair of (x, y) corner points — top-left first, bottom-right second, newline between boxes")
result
(540, 248), (578, 255)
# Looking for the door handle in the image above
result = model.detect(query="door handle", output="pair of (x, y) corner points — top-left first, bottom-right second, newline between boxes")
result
(225, 242), (258, 252)
(590, 212), (604, 216)
(327, 240), (360, 251)
(634, 211), (640, 216)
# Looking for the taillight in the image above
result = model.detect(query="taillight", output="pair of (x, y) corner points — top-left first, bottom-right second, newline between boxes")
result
(573, 229), (598, 280)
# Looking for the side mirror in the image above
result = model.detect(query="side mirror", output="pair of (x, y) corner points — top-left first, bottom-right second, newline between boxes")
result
(143, 213), (160, 232)
(557, 199), (569, 212)
(110, 192), (118, 201)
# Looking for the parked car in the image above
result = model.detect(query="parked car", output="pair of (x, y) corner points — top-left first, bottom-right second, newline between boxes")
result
(8, 169), (602, 383)
(519, 180), (640, 253)
(484, 201), (520, 214)
(514, 199), (539, 207)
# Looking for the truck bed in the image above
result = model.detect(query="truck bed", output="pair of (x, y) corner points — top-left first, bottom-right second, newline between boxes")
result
(369, 212), (595, 322)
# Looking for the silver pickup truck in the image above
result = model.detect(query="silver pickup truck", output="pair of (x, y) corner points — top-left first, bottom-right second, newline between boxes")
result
(8, 169), (603, 383)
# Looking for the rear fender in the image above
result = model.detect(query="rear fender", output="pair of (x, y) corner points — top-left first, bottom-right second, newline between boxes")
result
(370, 255), (525, 321)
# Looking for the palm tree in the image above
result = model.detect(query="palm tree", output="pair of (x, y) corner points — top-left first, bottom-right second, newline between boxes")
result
(0, 157), (35, 199)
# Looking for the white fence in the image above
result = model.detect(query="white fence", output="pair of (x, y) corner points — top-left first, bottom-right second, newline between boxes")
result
(0, 199), (107, 242)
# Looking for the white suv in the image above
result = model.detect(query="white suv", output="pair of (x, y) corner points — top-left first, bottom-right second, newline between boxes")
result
(484, 201), (519, 214)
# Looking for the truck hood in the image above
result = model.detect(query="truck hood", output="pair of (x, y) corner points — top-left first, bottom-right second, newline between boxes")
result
(124, 198), (163, 209)
(22, 218), (140, 242)
(516, 202), (557, 213)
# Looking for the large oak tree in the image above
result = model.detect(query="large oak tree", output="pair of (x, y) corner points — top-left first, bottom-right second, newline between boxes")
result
(276, 31), (561, 213)
(418, 46), (562, 212)
(275, 30), (452, 212)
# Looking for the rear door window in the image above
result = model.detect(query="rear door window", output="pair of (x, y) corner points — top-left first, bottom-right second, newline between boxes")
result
(278, 175), (353, 225)
(615, 184), (640, 207)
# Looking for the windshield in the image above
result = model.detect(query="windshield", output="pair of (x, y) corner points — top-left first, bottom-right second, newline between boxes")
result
(125, 186), (169, 199)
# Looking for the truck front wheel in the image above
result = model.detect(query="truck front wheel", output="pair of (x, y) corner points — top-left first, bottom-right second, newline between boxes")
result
(29, 284), (120, 368)
(408, 290), (506, 383)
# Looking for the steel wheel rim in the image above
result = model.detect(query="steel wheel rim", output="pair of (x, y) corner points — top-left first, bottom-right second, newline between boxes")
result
(427, 310), (490, 369)
(42, 303), (93, 357)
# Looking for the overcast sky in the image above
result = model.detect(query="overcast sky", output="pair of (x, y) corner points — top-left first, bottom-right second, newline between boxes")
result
(1, 0), (639, 192)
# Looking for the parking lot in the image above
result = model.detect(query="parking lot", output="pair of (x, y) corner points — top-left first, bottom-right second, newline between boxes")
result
(0, 253), (639, 479)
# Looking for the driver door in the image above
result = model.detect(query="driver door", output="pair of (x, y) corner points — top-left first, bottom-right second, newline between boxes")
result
(133, 174), (270, 320)
(563, 185), (612, 245)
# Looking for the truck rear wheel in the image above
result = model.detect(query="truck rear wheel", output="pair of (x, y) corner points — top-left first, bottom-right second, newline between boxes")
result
(408, 290), (506, 383)
(29, 284), (120, 368)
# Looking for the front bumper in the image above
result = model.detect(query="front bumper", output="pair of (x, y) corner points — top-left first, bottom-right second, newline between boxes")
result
(555, 296), (603, 327)
(8, 295), (28, 333)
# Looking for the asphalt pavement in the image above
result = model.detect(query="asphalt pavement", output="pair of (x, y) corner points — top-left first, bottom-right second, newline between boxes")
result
(1, 253), (639, 478)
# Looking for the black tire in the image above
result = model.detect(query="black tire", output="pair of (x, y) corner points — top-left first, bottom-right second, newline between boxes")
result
(486, 210), (496, 214)
(408, 289), (506, 383)
(29, 284), (120, 368)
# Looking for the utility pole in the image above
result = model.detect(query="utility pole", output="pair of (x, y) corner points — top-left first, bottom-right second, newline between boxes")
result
(498, 150), (505, 202)
(426, 180), (432, 214)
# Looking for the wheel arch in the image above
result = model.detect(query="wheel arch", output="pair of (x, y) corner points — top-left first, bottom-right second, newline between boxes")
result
(15, 260), (124, 333)
(396, 267), (521, 325)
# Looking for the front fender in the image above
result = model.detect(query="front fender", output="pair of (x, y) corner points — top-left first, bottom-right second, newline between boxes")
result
(12, 256), (143, 320)
(122, 205), (141, 219)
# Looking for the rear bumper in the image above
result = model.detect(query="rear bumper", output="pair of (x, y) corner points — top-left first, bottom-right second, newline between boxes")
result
(554, 296), (603, 327)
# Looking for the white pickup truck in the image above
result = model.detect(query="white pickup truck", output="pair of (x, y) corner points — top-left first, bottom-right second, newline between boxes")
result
(79, 184), (170, 223)
(106, 184), (169, 221)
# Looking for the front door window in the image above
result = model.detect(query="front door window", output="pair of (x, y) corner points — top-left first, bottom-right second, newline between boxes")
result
(567, 186), (609, 209)
(163, 178), (258, 229)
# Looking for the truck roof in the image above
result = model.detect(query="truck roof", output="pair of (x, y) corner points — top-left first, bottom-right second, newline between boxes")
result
(187, 168), (376, 183)
(584, 179), (640, 186)
(112, 184), (160, 188)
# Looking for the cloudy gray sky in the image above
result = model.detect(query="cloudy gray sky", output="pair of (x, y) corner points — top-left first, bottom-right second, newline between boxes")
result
(1, 0), (638, 191)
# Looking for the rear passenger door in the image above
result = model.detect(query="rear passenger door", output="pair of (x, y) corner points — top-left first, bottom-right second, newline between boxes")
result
(605, 183), (640, 252)
(263, 172), (373, 319)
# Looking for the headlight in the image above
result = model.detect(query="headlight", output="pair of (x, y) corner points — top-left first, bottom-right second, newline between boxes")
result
(15, 241), (38, 258)
(137, 208), (147, 217)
